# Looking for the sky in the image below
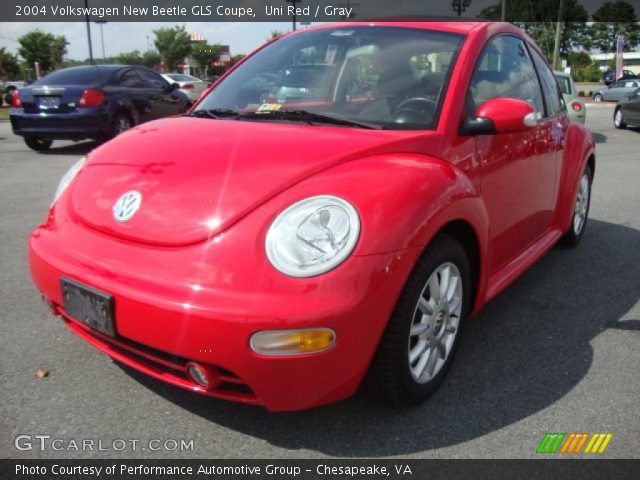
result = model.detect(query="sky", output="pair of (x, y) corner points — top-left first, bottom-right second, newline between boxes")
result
(0, 0), (629, 61)
(0, 22), (296, 60)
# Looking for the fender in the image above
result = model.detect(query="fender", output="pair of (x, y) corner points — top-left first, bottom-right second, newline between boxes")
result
(272, 153), (489, 256)
(553, 122), (596, 233)
(272, 153), (490, 311)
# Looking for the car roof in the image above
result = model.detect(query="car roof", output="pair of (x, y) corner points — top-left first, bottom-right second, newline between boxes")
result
(299, 20), (490, 36)
(58, 65), (147, 72)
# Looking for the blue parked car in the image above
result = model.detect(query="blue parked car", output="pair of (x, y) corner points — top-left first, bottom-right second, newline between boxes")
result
(10, 65), (190, 151)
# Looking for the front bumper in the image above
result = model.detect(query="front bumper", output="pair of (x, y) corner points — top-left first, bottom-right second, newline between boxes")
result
(568, 108), (586, 124)
(29, 197), (418, 411)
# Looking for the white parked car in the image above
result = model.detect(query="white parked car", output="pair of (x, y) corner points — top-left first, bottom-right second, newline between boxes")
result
(160, 73), (209, 103)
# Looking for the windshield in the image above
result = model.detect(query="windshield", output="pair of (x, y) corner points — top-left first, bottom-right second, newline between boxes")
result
(34, 67), (102, 86)
(196, 27), (464, 130)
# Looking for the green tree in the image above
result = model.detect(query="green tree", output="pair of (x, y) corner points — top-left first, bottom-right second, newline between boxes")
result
(229, 54), (245, 66)
(17, 30), (68, 73)
(268, 30), (285, 41)
(567, 52), (601, 82)
(153, 26), (191, 71)
(63, 58), (90, 67)
(478, 0), (589, 62)
(141, 50), (161, 69)
(0, 47), (20, 79)
(589, 1), (640, 53)
(190, 43), (222, 77)
(115, 50), (143, 65)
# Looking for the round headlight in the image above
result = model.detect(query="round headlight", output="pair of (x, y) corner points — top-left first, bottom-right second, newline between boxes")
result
(53, 157), (85, 205)
(265, 195), (360, 277)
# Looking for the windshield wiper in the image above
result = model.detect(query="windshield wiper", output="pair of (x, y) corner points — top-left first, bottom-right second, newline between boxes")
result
(186, 108), (239, 119)
(236, 110), (382, 129)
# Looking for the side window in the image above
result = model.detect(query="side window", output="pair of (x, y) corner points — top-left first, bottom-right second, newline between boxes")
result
(557, 75), (571, 95)
(469, 35), (544, 114)
(529, 47), (563, 116)
(137, 69), (168, 89)
(114, 69), (142, 88)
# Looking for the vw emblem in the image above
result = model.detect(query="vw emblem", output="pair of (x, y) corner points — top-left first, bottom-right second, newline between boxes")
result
(112, 190), (142, 223)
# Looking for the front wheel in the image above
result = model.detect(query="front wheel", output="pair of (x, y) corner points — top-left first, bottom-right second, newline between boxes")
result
(561, 164), (592, 247)
(614, 108), (626, 129)
(24, 136), (53, 151)
(367, 234), (471, 405)
(594, 94), (603, 102)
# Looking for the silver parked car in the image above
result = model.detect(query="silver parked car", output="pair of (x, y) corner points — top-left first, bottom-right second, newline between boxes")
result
(555, 71), (585, 124)
(160, 73), (209, 103)
(593, 79), (640, 102)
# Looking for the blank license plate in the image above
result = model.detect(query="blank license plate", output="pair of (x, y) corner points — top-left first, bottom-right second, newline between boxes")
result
(60, 278), (115, 337)
(38, 96), (60, 109)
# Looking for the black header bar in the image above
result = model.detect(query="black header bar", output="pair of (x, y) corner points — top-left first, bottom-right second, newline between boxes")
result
(1, 0), (638, 23)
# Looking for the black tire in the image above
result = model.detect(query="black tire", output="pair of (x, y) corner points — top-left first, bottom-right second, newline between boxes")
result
(111, 112), (133, 138)
(561, 164), (593, 247)
(593, 93), (603, 102)
(367, 234), (472, 405)
(24, 136), (53, 151)
(614, 108), (626, 129)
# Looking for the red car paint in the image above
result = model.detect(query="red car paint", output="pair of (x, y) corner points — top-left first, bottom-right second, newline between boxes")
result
(28, 21), (595, 411)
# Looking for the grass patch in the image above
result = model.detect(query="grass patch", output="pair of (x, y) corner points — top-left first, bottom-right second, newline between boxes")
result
(0, 107), (9, 121)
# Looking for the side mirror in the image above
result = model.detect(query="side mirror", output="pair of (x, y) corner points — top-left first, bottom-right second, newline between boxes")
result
(462, 98), (537, 135)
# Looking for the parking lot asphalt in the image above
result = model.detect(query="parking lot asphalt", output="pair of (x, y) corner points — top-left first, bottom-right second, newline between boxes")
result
(0, 105), (638, 459)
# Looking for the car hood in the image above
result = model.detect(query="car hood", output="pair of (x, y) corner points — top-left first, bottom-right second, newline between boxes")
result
(69, 117), (433, 246)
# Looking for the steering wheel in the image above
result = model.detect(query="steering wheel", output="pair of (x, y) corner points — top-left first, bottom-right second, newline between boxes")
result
(392, 97), (437, 125)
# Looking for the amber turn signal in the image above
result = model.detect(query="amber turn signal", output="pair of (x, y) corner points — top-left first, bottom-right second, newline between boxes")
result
(250, 328), (336, 356)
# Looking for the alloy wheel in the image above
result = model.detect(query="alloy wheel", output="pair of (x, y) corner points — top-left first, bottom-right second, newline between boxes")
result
(116, 116), (131, 134)
(614, 109), (623, 128)
(573, 172), (590, 235)
(408, 262), (462, 384)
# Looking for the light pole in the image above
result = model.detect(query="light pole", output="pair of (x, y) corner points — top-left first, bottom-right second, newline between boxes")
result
(336, 0), (359, 20)
(84, 0), (94, 63)
(286, 0), (302, 31)
(551, 0), (565, 70)
(451, 0), (472, 17)
(95, 21), (107, 61)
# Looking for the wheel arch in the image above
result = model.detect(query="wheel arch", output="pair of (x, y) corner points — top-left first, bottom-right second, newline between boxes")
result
(554, 123), (596, 233)
(112, 106), (136, 126)
(437, 220), (482, 315)
(586, 153), (595, 180)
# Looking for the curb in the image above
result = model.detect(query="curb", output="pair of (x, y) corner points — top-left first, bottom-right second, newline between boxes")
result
(584, 103), (616, 108)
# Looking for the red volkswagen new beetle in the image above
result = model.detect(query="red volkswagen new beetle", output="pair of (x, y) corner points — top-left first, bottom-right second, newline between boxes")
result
(29, 21), (595, 411)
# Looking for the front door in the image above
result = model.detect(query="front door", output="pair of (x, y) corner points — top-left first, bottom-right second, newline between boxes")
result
(469, 35), (558, 274)
(137, 68), (183, 120)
